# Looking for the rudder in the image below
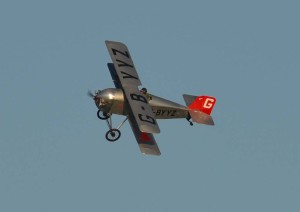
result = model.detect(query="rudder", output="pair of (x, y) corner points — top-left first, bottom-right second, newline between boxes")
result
(183, 94), (216, 126)
(183, 94), (216, 115)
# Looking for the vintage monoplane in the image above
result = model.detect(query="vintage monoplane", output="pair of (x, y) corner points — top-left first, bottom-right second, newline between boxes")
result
(88, 41), (216, 155)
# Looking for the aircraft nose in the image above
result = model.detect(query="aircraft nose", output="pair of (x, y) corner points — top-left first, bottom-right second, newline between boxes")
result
(88, 90), (102, 107)
(95, 89), (115, 107)
(99, 89), (115, 101)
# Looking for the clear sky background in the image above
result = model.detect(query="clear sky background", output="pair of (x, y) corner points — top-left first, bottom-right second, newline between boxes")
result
(1, 0), (299, 211)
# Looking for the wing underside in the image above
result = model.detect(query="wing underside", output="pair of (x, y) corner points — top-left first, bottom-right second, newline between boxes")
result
(105, 40), (160, 134)
(127, 108), (161, 155)
(106, 41), (161, 155)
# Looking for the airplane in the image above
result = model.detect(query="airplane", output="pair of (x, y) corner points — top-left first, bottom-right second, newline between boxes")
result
(88, 40), (216, 155)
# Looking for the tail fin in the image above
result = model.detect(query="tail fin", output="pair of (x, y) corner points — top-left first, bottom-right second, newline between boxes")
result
(183, 94), (216, 125)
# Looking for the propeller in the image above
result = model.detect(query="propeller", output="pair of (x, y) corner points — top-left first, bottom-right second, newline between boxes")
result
(88, 90), (101, 106)
(87, 90), (95, 98)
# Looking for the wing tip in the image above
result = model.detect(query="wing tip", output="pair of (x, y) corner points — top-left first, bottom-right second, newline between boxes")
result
(105, 40), (126, 47)
(140, 148), (161, 156)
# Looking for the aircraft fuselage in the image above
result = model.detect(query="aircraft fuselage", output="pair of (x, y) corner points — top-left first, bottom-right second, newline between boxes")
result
(95, 88), (189, 119)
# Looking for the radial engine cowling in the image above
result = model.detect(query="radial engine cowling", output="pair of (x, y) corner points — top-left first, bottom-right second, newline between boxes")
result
(94, 88), (125, 115)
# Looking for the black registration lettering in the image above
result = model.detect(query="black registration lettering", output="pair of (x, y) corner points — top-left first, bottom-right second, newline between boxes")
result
(171, 110), (176, 116)
(138, 114), (156, 125)
(111, 48), (130, 58)
(120, 71), (138, 80)
(130, 94), (147, 104)
(116, 59), (133, 68)
(156, 110), (161, 116)
(166, 110), (176, 117)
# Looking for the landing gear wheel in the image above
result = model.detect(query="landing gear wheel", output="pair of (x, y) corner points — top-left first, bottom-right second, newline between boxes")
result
(97, 110), (110, 120)
(105, 129), (121, 142)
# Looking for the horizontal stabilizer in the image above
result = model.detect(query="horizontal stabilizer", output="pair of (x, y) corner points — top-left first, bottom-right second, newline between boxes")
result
(183, 94), (197, 106)
(189, 110), (215, 126)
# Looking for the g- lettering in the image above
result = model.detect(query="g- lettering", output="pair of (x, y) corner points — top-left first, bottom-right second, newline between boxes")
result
(138, 114), (156, 125)
(203, 98), (215, 109)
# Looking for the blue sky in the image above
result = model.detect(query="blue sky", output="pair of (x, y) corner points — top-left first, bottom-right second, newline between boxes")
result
(1, 0), (299, 211)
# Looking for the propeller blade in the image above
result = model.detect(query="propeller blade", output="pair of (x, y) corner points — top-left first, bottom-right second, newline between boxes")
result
(87, 90), (94, 98)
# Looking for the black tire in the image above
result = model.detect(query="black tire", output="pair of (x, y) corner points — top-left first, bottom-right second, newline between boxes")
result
(97, 110), (110, 120)
(105, 129), (121, 142)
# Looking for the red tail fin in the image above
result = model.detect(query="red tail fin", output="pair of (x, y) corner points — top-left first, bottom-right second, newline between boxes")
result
(188, 96), (216, 115)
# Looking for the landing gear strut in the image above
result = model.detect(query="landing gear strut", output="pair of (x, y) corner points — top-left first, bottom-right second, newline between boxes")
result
(186, 114), (193, 126)
(97, 110), (128, 142)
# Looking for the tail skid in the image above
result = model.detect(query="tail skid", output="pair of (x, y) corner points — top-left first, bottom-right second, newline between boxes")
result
(183, 94), (216, 126)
